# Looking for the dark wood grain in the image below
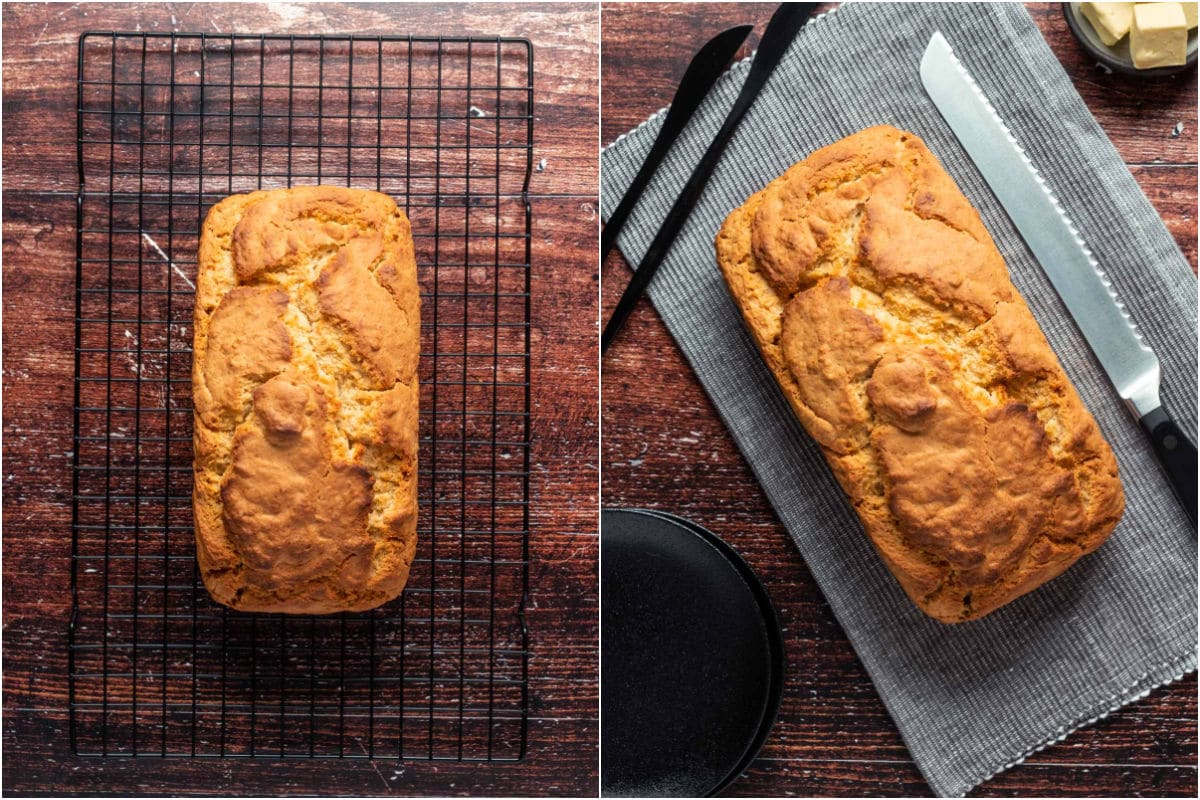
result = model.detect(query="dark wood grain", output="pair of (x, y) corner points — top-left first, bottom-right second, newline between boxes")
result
(2, 2), (594, 197)
(600, 2), (1197, 797)
(2, 2), (597, 796)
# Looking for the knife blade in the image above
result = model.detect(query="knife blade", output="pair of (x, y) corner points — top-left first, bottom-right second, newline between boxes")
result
(602, 2), (818, 355)
(601, 24), (754, 263)
(920, 31), (1197, 527)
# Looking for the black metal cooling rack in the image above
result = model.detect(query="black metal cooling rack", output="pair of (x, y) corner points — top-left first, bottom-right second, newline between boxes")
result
(70, 31), (533, 762)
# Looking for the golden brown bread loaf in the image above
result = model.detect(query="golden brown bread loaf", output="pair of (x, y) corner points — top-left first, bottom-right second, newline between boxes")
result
(193, 186), (420, 614)
(715, 126), (1124, 623)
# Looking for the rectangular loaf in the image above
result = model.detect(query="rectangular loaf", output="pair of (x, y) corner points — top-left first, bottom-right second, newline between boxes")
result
(715, 126), (1124, 623)
(193, 186), (420, 614)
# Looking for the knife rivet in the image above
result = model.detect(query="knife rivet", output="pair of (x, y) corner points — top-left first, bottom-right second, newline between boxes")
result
(1163, 434), (1178, 450)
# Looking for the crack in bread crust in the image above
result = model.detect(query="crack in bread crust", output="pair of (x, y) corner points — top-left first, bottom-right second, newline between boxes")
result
(193, 186), (420, 614)
(715, 126), (1124, 623)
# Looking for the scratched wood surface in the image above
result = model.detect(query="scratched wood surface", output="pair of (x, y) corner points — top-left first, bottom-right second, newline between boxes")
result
(601, 2), (1197, 797)
(2, 2), (597, 796)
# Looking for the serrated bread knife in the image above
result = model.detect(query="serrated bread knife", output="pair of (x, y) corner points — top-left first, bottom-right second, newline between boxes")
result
(920, 31), (1197, 528)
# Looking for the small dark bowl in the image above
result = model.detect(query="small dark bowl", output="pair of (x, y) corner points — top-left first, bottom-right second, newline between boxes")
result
(1063, 2), (1198, 78)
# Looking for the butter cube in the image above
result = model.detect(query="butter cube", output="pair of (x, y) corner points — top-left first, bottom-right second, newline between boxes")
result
(1131, 2), (1189, 68)
(1080, 2), (1134, 45)
(1180, 2), (1198, 29)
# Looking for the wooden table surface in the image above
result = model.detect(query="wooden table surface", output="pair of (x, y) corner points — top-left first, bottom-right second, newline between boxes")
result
(601, 2), (1197, 797)
(2, 2), (597, 795)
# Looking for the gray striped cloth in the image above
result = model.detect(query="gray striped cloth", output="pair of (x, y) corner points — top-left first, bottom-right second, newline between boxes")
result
(600, 2), (1197, 796)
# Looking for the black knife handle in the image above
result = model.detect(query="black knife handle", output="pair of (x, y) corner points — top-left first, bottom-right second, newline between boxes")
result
(1140, 406), (1198, 529)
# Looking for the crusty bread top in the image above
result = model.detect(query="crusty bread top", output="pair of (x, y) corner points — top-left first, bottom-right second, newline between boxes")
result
(716, 126), (1124, 622)
(193, 186), (420, 614)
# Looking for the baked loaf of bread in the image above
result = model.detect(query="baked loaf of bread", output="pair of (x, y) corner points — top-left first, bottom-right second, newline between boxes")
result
(715, 126), (1124, 623)
(193, 186), (420, 614)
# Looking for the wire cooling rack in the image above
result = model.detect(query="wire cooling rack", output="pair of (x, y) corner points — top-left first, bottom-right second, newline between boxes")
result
(70, 32), (533, 761)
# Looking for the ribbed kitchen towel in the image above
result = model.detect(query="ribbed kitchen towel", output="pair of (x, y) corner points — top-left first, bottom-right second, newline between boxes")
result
(600, 2), (1197, 796)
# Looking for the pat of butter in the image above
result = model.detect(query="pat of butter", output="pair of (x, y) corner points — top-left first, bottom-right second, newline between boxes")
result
(1131, 2), (1189, 68)
(1080, 2), (1134, 45)
(1181, 2), (1198, 29)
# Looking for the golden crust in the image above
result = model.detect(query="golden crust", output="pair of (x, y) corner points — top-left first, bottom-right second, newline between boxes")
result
(715, 126), (1124, 623)
(194, 186), (420, 614)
